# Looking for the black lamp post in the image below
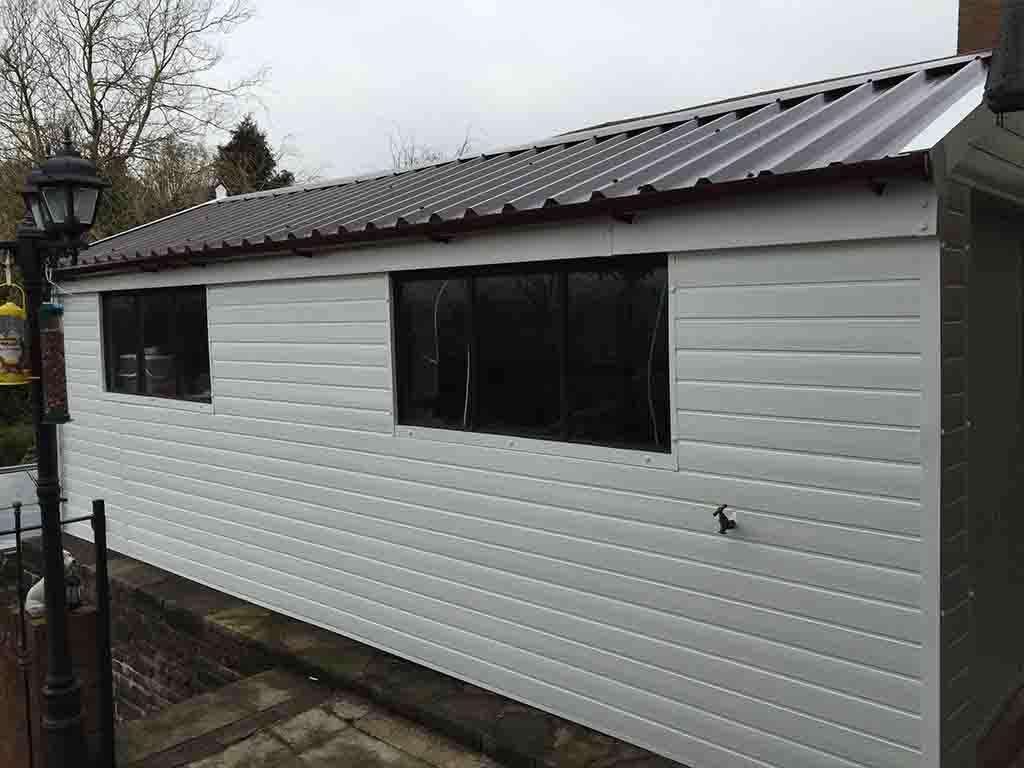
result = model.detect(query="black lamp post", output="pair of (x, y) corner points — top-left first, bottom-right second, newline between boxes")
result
(17, 128), (109, 768)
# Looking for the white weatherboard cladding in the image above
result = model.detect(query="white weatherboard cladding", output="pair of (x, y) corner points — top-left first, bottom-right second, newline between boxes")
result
(59, 236), (929, 768)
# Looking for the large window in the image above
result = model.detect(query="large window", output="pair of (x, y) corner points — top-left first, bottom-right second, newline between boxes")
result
(102, 287), (211, 402)
(394, 255), (670, 452)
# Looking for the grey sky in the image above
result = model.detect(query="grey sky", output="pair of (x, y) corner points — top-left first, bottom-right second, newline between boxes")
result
(218, 0), (958, 179)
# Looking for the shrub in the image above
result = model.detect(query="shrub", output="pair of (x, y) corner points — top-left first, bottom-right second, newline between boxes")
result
(0, 423), (34, 467)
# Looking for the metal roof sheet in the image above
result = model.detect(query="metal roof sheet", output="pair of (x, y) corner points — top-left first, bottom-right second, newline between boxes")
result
(73, 52), (989, 274)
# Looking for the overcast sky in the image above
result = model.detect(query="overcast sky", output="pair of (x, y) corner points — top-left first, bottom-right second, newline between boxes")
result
(217, 0), (959, 179)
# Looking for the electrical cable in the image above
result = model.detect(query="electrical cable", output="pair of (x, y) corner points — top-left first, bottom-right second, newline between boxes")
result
(647, 280), (668, 448)
(427, 280), (449, 366)
(463, 341), (471, 428)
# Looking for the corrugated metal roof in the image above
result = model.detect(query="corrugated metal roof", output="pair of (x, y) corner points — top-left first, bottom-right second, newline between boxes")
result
(73, 52), (989, 274)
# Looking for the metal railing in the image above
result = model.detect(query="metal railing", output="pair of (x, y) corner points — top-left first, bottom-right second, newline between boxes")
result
(1, 499), (115, 768)
(0, 465), (41, 552)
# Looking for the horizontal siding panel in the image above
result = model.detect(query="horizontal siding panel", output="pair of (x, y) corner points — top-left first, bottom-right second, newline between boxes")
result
(65, 340), (100, 358)
(676, 350), (921, 390)
(210, 321), (387, 344)
(675, 318), (920, 353)
(208, 299), (385, 325)
(672, 240), (926, 287)
(666, 471), (921, 536)
(673, 281), (920, 319)
(92, 424), (922, 609)
(105, 435), (920, 643)
(675, 440), (921, 500)
(90, 456), (921, 713)
(66, 397), (921, 570)
(65, 322), (100, 342)
(676, 411), (921, 462)
(214, 380), (392, 410)
(213, 361), (391, 389)
(66, 353), (99, 373)
(111, 447), (922, 675)
(676, 381), (921, 427)
(69, 392), (922, 537)
(110, 495), (920, 762)
(67, 367), (100, 386)
(103, 522), (899, 768)
(109, 510), (922, 768)
(116, 483), (920, 744)
(212, 341), (388, 367)
(209, 274), (384, 305)
(215, 396), (393, 433)
(62, 309), (99, 328)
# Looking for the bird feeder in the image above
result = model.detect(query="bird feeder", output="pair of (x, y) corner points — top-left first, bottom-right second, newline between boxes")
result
(0, 256), (30, 386)
(40, 300), (69, 423)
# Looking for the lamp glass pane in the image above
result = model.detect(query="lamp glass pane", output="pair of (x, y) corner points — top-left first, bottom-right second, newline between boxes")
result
(27, 195), (46, 230)
(41, 187), (67, 223)
(74, 187), (99, 225)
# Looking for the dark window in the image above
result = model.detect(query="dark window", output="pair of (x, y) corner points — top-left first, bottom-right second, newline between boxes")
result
(394, 256), (670, 452)
(102, 287), (211, 402)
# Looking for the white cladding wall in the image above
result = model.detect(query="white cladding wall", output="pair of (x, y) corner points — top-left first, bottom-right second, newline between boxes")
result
(59, 237), (930, 768)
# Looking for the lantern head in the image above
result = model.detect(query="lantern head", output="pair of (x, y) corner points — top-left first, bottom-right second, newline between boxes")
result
(23, 128), (110, 243)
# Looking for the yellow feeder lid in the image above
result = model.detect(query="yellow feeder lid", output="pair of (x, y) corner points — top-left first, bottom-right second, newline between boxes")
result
(0, 301), (25, 319)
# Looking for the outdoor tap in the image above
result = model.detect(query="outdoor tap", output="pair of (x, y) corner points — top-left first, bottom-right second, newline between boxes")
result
(713, 504), (736, 535)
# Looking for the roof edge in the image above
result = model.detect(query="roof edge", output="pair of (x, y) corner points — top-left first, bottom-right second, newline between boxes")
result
(549, 51), (992, 144)
(66, 153), (931, 280)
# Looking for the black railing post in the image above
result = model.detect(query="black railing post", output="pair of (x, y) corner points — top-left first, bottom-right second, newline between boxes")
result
(91, 499), (114, 768)
(18, 216), (85, 768)
(13, 501), (35, 768)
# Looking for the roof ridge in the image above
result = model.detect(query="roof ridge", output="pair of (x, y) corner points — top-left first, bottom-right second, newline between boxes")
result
(552, 50), (991, 140)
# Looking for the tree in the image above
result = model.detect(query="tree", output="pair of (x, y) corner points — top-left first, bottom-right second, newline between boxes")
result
(389, 125), (474, 171)
(0, 0), (263, 236)
(215, 114), (293, 195)
(134, 137), (215, 221)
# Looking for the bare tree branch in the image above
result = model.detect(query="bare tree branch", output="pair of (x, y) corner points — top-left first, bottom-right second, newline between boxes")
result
(0, 0), (262, 172)
(388, 123), (475, 171)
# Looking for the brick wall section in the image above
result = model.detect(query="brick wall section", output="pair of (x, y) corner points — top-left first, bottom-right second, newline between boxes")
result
(959, 0), (1002, 54)
(20, 537), (275, 722)
(940, 180), (976, 767)
(101, 571), (276, 721)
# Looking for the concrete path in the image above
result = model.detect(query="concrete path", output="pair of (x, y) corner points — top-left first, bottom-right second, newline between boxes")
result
(117, 668), (503, 768)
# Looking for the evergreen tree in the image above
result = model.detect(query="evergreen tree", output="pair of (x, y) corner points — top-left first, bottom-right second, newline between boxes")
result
(216, 116), (294, 195)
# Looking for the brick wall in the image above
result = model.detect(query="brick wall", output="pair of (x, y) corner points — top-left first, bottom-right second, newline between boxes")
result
(959, 0), (1002, 53)
(101, 571), (271, 721)
(20, 537), (274, 722)
(0, 605), (101, 768)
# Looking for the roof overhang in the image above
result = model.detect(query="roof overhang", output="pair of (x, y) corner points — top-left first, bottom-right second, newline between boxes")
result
(65, 153), (930, 280)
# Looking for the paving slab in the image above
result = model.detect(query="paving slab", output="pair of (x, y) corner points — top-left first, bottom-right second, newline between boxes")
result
(298, 727), (433, 768)
(118, 689), (251, 765)
(328, 690), (374, 721)
(357, 709), (504, 768)
(122, 667), (506, 768)
(118, 668), (325, 767)
(270, 705), (350, 752)
(185, 731), (294, 768)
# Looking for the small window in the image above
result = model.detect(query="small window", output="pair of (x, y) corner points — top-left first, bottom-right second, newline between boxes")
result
(102, 287), (211, 402)
(394, 256), (670, 452)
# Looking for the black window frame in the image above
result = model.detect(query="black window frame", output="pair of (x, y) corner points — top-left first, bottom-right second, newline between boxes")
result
(392, 254), (671, 454)
(101, 285), (212, 404)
